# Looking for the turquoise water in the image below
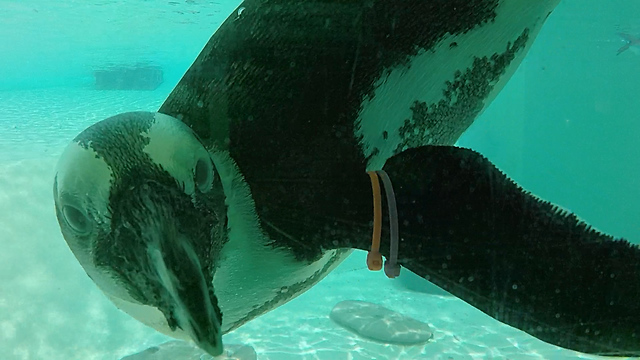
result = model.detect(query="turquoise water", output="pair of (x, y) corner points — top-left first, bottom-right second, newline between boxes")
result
(1, 0), (640, 359)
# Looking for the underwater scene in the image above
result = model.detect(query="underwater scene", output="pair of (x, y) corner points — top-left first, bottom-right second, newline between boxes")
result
(2, 0), (640, 359)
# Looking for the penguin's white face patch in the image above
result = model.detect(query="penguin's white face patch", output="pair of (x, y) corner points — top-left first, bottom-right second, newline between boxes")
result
(143, 113), (216, 198)
(55, 135), (162, 310)
(54, 140), (120, 292)
(356, 0), (560, 170)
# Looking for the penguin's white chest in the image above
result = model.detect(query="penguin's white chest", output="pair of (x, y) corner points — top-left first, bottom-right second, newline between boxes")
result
(210, 149), (352, 333)
(213, 239), (351, 333)
(356, 0), (560, 170)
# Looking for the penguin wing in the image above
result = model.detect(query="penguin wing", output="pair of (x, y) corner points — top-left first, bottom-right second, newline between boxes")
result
(253, 144), (640, 357)
(381, 146), (640, 357)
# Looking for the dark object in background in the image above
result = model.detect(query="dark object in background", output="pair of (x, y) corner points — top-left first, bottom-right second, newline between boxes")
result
(94, 64), (163, 91)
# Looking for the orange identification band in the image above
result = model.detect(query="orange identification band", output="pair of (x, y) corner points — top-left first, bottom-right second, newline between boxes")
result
(366, 171), (383, 271)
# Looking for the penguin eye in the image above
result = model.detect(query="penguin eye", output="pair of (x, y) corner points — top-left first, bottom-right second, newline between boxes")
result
(62, 205), (91, 234)
(194, 157), (214, 193)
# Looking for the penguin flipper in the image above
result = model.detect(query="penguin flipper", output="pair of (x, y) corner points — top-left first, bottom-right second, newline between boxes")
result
(381, 145), (640, 357)
(250, 144), (640, 356)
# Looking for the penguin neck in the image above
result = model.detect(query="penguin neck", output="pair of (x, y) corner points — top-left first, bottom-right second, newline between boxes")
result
(208, 149), (354, 333)
(243, 156), (384, 261)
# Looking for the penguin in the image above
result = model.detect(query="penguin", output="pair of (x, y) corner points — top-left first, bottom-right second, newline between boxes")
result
(53, 0), (640, 358)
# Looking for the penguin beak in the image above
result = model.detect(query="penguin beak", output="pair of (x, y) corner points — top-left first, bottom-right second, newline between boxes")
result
(146, 235), (223, 357)
(128, 181), (224, 357)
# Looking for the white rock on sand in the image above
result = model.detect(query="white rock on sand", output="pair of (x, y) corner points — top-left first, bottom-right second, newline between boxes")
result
(330, 300), (433, 345)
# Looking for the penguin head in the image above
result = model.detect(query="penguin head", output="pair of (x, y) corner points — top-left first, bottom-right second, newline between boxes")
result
(53, 112), (226, 356)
